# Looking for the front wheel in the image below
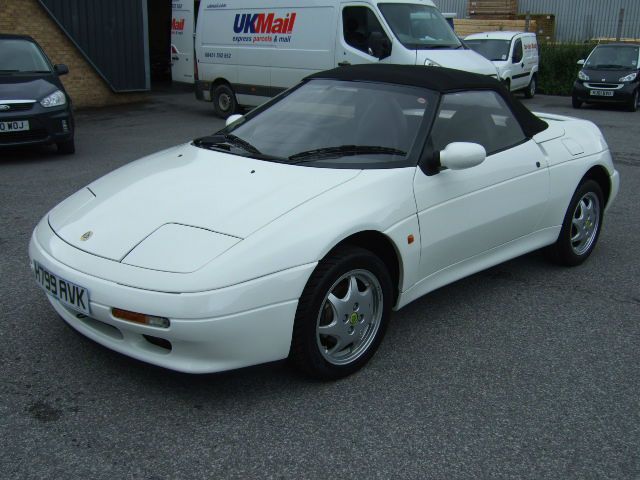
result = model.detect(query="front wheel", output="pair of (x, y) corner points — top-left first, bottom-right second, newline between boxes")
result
(547, 179), (604, 266)
(212, 83), (237, 119)
(628, 89), (639, 112)
(56, 137), (75, 154)
(572, 95), (582, 109)
(524, 75), (536, 98)
(290, 246), (392, 379)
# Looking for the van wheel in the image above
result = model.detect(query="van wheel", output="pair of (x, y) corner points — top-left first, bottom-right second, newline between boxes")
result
(212, 84), (237, 119)
(524, 75), (536, 98)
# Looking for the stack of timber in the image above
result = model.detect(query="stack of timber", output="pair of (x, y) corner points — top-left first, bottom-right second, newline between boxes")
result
(463, 0), (554, 42)
(455, 19), (538, 38)
(515, 14), (555, 42)
(468, 0), (518, 17)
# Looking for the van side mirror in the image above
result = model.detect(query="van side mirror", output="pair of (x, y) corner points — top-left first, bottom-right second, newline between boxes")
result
(368, 32), (391, 60)
(54, 64), (69, 75)
(439, 142), (486, 170)
(577, 59), (585, 65)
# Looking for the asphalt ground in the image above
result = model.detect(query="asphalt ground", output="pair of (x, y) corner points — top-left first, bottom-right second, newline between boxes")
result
(1, 88), (639, 479)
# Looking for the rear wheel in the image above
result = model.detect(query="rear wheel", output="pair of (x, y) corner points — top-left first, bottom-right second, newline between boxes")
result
(548, 179), (604, 266)
(290, 246), (392, 379)
(212, 83), (237, 119)
(524, 75), (536, 98)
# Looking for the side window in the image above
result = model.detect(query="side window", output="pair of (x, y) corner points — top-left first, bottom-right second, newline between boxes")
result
(512, 38), (523, 63)
(429, 90), (526, 155)
(342, 6), (390, 57)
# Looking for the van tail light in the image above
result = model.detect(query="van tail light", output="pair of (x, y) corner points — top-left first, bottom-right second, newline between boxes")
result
(195, 59), (199, 81)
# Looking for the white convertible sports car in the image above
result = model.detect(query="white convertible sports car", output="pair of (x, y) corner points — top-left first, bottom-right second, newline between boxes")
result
(30, 65), (619, 379)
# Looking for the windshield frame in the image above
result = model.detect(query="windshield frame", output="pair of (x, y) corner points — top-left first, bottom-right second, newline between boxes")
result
(377, 2), (462, 50)
(199, 79), (440, 169)
(464, 38), (511, 62)
(0, 38), (53, 73)
(585, 45), (640, 70)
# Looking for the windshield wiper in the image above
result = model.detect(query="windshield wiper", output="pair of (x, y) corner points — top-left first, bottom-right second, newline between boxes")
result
(289, 145), (406, 163)
(0, 69), (19, 73)
(193, 133), (283, 161)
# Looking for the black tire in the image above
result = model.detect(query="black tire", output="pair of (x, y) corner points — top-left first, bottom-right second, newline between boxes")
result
(628, 89), (639, 112)
(212, 83), (237, 119)
(547, 179), (604, 266)
(56, 137), (75, 154)
(524, 75), (536, 99)
(289, 246), (392, 379)
(572, 95), (582, 109)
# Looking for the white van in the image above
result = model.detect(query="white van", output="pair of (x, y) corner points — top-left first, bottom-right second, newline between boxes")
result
(195, 0), (499, 117)
(464, 31), (539, 98)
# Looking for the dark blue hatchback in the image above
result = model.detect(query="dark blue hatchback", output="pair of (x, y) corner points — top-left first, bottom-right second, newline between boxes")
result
(0, 34), (75, 154)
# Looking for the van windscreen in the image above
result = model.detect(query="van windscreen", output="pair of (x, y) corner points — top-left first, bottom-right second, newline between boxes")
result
(378, 3), (461, 49)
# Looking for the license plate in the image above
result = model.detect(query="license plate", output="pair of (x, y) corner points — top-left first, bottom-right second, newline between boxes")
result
(33, 261), (91, 315)
(590, 90), (614, 97)
(0, 120), (30, 132)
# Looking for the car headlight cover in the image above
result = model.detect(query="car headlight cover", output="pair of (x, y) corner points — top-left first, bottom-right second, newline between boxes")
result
(424, 59), (441, 67)
(40, 90), (67, 108)
(619, 72), (638, 82)
(121, 223), (241, 273)
(578, 70), (589, 81)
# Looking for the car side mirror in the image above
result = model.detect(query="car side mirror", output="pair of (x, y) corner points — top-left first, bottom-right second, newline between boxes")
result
(225, 113), (244, 127)
(577, 59), (585, 65)
(54, 64), (69, 75)
(369, 32), (391, 60)
(439, 142), (486, 170)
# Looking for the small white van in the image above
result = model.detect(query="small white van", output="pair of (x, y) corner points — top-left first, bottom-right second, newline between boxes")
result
(195, 0), (499, 117)
(464, 31), (539, 98)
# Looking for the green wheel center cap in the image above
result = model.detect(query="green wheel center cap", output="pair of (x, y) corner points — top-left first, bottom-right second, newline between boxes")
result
(349, 313), (359, 325)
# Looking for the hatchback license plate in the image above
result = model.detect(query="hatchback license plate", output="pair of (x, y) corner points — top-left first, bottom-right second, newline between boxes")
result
(590, 90), (614, 97)
(33, 261), (91, 315)
(0, 120), (30, 132)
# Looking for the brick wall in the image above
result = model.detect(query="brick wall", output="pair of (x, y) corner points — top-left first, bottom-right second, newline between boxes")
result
(1, 0), (147, 108)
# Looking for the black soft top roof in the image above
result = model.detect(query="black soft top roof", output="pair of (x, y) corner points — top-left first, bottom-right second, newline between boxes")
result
(306, 64), (548, 138)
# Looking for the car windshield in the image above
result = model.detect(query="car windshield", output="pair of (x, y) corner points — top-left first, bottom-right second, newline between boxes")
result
(465, 39), (511, 61)
(378, 3), (461, 49)
(0, 39), (51, 73)
(202, 79), (437, 168)
(586, 45), (639, 69)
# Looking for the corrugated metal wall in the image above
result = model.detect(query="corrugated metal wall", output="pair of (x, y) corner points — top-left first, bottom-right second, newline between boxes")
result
(38, 0), (149, 92)
(434, 0), (640, 42)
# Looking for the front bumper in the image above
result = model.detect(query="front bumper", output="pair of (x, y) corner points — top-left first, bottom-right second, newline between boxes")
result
(195, 80), (211, 102)
(572, 80), (638, 105)
(0, 103), (74, 147)
(29, 223), (316, 374)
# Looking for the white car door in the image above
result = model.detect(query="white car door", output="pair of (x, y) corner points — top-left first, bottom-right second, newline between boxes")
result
(413, 90), (550, 278)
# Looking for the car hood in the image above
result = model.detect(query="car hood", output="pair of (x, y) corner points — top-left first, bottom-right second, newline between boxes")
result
(0, 74), (61, 100)
(417, 49), (498, 76)
(581, 68), (638, 82)
(48, 144), (360, 262)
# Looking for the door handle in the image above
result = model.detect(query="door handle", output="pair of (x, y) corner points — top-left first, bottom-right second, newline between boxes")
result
(338, 61), (351, 66)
